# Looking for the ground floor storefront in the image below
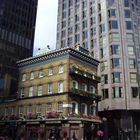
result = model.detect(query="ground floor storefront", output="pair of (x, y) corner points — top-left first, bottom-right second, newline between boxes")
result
(0, 118), (102, 140)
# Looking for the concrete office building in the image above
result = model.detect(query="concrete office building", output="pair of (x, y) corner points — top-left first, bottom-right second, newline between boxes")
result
(56, 0), (140, 139)
(0, 0), (38, 97)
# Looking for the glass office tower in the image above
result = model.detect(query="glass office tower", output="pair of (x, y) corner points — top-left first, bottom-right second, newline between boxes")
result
(0, 0), (38, 97)
(56, 0), (140, 139)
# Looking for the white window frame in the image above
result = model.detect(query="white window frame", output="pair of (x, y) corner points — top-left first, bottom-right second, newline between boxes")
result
(48, 67), (53, 76)
(29, 86), (34, 97)
(71, 101), (78, 114)
(90, 86), (96, 94)
(39, 70), (43, 78)
(72, 80), (78, 89)
(57, 102), (63, 112)
(58, 81), (63, 93)
(38, 85), (43, 96)
(82, 83), (87, 91)
(59, 64), (64, 73)
(22, 74), (26, 81)
(36, 104), (42, 114)
(81, 103), (87, 115)
(30, 72), (34, 80)
(46, 103), (52, 112)
(20, 87), (25, 98)
(47, 82), (53, 94)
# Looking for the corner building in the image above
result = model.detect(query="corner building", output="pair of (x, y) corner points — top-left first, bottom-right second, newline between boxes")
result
(0, 47), (101, 139)
(56, 0), (140, 139)
(0, 0), (38, 97)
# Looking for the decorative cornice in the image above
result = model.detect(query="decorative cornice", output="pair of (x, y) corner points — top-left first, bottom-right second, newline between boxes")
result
(17, 47), (99, 67)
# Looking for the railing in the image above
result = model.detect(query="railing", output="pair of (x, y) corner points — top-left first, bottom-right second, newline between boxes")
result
(69, 67), (100, 82)
(70, 88), (101, 99)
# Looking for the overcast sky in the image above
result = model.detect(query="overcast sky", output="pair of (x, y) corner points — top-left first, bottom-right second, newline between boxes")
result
(34, 0), (58, 55)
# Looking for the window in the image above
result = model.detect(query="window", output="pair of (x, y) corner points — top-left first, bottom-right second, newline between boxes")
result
(90, 106), (96, 115)
(124, 10), (131, 18)
(129, 59), (136, 69)
(109, 20), (118, 29)
(124, 0), (129, 7)
(19, 106), (24, 114)
(59, 64), (64, 73)
(75, 34), (80, 43)
(81, 83), (87, 91)
(20, 88), (25, 98)
(58, 81), (64, 93)
(30, 72), (34, 80)
(90, 86), (96, 93)
(109, 33), (120, 42)
(126, 21), (132, 30)
(126, 34), (134, 42)
(102, 89), (109, 99)
(81, 103), (87, 115)
(57, 102), (63, 112)
(38, 70), (43, 78)
(128, 46), (134, 55)
(36, 104), (42, 114)
(111, 58), (121, 68)
(38, 85), (43, 96)
(47, 83), (52, 94)
(46, 103), (52, 112)
(101, 74), (108, 84)
(27, 105), (32, 113)
(71, 102), (78, 113)
(131, 87), (138, 98)
(113, 87), (122, 98)
(48, 67), (53, 76)
(110, 45), (120, 55)
(72, 80), (78, 89)
(29, 86), (34, 97)
(11, 107), (16, 115)
(112, 72), (122, 83)
(108, 9), (116, 18)
(82, 20), (87, 29)
(82, 31), (88, 40)
(130, 73), (137, 83)
(22, 74), (26, 81)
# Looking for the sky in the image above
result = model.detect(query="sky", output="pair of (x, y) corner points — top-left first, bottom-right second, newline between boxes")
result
(33, 0), (58, 55)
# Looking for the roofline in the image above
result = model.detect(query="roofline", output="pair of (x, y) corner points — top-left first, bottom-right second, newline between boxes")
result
(17, 47), (100, 66)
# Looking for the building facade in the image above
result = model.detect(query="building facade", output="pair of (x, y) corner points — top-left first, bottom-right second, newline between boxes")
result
(0, 47), (101, 139)
(0, 0), (38, 97)
(56, 0), (140, 139)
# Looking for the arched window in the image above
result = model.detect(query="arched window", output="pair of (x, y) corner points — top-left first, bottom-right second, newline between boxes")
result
(72, 80), (78, 89)
(22, 74), (26, 81)
(71, 101), (78, 114)
(90, 105), (96, 115)
(81, 83), (87, 91)
(30, 72), (34, 80)
(90, 86), (96, 93)
(81, 103), (87, 115)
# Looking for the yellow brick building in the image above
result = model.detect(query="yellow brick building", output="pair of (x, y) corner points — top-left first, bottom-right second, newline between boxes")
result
(0, 47), (101, 140)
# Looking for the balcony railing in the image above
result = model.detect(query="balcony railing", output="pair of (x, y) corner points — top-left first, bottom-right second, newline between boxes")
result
(70, 88), (101, 99)
(69, 67), (100, 82)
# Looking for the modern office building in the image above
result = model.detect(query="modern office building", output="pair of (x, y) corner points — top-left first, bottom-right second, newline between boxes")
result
(56, 0), (140, 139)
(0, 0), (38, 97)
(0, 47), (101, 139)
